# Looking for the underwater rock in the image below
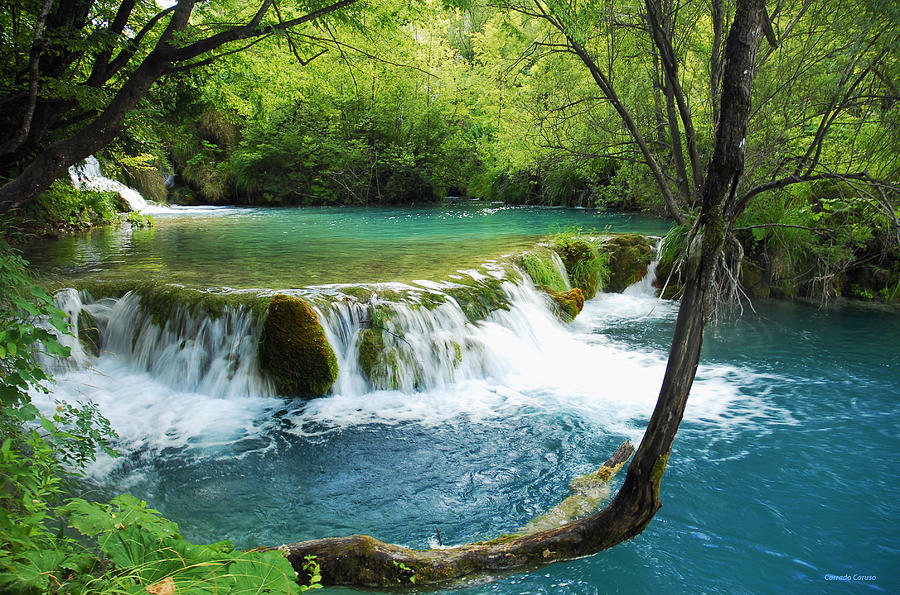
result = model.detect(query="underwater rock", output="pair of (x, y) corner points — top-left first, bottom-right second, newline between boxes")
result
(602, 234), (653, 293)
(259, 294), (338, 397)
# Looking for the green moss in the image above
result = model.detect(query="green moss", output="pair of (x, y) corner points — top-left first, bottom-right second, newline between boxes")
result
(519, 246), (568, 292)
(258, 294), (338, 397)
(122, 163), (169, 204)
(650, 452), (670, 501)
(444, 276), (511, 323)
(474, 534), (520, 546)
(656, 224), (689, 296)
(551, 237), (608, 299)
(545, 287), (585, 322)
(135, 284), (269, 327)
(357, 327), (383, 376)
(415, 290), (448, 311)
(659, 284), (683, 300)
(601, 234), (654, 293)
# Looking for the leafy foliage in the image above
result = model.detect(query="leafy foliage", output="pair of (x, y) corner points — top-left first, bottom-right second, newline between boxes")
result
(0, 243), (313, 593)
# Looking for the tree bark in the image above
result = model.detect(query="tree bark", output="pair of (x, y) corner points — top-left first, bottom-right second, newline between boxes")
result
(268, 0), (768, 588)
(276, 442), (637, 587)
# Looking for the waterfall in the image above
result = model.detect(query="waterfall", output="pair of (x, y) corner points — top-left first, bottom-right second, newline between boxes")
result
(52, 289), (273, 398)
(623, 239), (662, 298)
(43, 260), (761, 470)
(68, 156), (164, 213)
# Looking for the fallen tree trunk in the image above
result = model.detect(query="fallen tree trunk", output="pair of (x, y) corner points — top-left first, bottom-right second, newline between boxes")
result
(275, 441), (634, 587)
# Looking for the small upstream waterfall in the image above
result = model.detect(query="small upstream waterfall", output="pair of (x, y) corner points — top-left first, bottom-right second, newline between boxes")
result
(623, 240), (662, 298)
(68, 156), (161, 213)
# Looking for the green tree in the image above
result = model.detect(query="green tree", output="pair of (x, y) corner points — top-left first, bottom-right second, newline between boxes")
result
(0, 0), (364, 214)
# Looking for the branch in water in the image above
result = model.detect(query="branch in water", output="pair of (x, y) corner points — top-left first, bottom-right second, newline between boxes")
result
(269, 441), (635, 587)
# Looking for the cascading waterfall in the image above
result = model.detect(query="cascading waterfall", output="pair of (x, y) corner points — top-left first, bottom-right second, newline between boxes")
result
(42, 256), (775, 475)
(52, 289), (273, 397)
(68, 156), (164, 213)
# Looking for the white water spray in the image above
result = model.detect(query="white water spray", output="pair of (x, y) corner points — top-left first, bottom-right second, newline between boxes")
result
(68, 156), (167, 213)
(40, 262), (790, 476)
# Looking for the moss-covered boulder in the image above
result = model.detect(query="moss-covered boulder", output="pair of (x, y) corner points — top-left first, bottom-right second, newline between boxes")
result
(552, 238), (607, 299)
(444, 277), (511, 324)
(601, 234), (654, 293)
(258, 294), (338, 397)
(77, 308), (101, 357)
(356, 326), (409, 390)
(519, 246), (568, 292)
(546, 287), (585, 322)
(123, 164), (169, 205)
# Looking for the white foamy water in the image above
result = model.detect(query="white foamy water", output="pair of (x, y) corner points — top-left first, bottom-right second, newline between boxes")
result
(38, 265), (792, 479)
(68, 156), (169, 213)
(297, 277), (782, 443)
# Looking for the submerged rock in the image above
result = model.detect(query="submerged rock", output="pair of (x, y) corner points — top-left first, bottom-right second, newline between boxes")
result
(259, 294), (338, 397)
(601, 234), (653, 293)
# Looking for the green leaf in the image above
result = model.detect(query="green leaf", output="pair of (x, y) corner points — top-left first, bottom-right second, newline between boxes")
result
(41, 417), (57, 434)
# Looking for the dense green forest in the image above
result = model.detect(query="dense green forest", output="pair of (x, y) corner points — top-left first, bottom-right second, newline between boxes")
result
(1, 0), (898, 300)
(1, 0), (899, 592)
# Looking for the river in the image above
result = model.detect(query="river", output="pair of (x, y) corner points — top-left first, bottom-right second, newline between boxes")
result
(26, 203), (899, 593)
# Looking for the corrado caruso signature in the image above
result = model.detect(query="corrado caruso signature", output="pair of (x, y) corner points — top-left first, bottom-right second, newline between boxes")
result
(824, 574), (877, 582)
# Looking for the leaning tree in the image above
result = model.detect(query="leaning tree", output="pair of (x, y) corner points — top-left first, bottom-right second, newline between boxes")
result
(266, 0), (894, 586)
(2, 0), (895, 588)
(266, 0), (776, 585)
(0, 0), (363, 213)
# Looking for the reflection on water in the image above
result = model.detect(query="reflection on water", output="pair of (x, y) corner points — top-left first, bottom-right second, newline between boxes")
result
(25, 203), (672, 288)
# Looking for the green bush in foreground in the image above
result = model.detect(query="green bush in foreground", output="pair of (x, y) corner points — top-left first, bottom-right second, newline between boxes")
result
(0, 242), (316, 593)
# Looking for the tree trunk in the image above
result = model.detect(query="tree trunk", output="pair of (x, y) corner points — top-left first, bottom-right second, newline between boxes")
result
(268, 0), (767, 588)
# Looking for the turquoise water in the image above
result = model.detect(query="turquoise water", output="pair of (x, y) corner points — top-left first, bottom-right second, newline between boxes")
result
(56, 294), (898, 593)
(34, 204), (898, 593)
(25, 203), (672, 288)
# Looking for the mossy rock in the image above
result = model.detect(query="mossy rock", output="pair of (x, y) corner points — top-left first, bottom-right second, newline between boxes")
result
(552, 239), (606, 299)
(134, 284), (269, 328)
(519, 246), (568, 292)
(444, 277), (511, 323)
(259, 294), (338, 397)
(77, 308), (101, 357)
(659, 284), (683, 300)
(740, 260), (770, 299)
(357, 327), (387, 382)
(601, 234), (653, 293)
(545, 287), (585, 322)
(123, 164), (169, 204)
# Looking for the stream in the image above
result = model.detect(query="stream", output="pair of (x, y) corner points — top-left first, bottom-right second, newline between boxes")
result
(25, 196), (899, 593)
